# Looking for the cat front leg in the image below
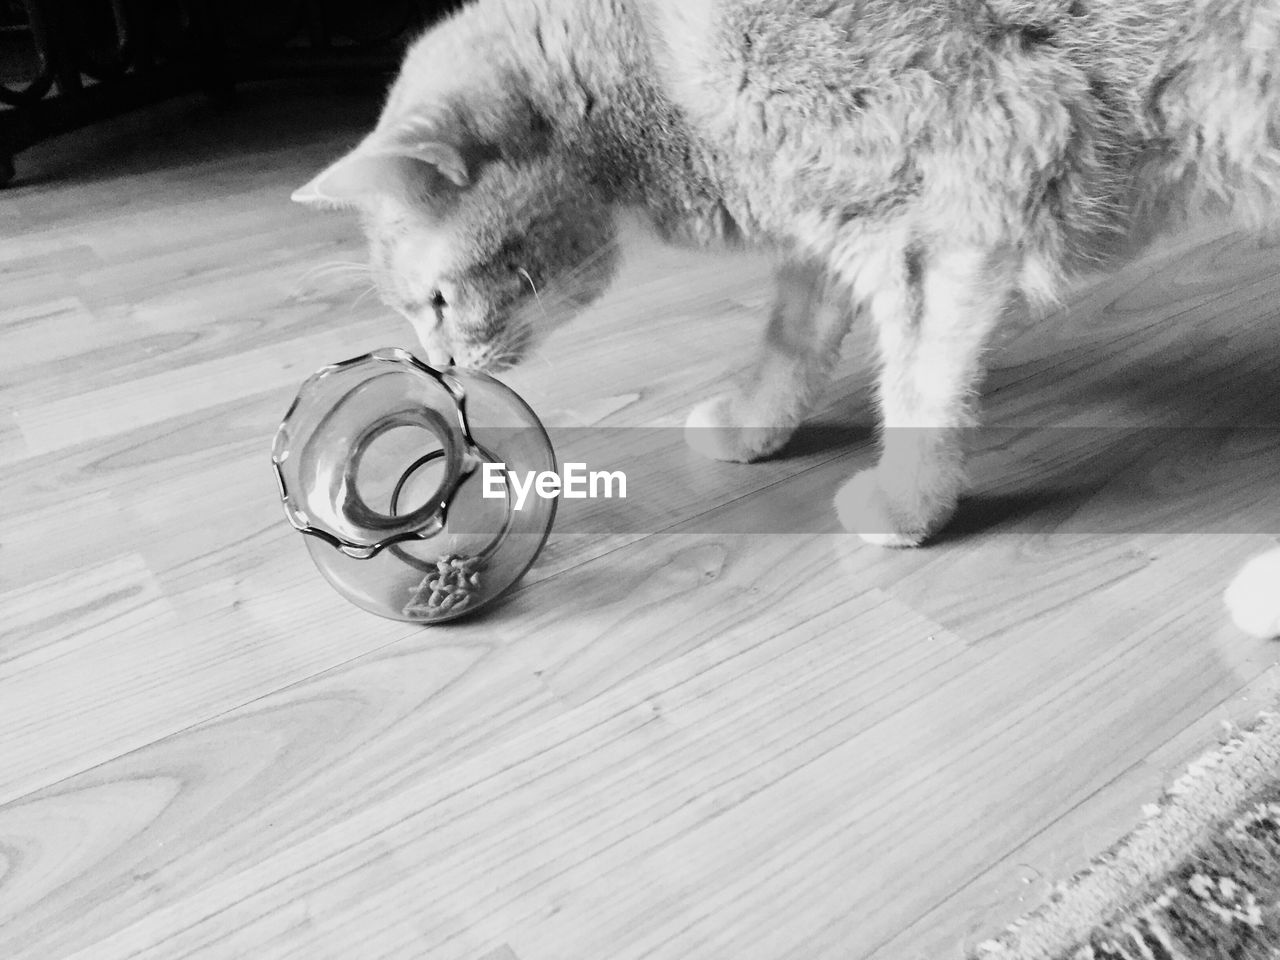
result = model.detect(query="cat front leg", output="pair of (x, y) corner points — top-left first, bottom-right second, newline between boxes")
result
(685, 257), (854, 462)
(835, 245), (1014, 546)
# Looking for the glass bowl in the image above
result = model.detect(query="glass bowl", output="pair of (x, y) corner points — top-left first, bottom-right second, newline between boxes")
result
(272, 348), (556, 622)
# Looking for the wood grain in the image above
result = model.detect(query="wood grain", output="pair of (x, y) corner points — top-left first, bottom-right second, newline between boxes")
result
(1, 86), (1278, 960)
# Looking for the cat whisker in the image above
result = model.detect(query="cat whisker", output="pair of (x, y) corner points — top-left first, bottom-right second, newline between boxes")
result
(516, 266), (546, 316)
(555, 241), (619, 285)
(484, 318), (541, 369)
(522, 271), (600, 311)
(513, 246), (616, 317)
(536, 245), (620, 313)
(351, 282), (382, 309)
(297, 262), (377, 299)
(298, 260), (374, 283)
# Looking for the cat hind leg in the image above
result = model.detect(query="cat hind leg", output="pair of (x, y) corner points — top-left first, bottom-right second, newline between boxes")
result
(685, 257), (853, 462)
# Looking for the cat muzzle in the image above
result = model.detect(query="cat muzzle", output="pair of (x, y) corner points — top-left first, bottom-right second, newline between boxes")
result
(417, 328), (455, 368)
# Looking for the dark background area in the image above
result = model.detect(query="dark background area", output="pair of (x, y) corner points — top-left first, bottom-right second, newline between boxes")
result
(0, 0), (463, 185)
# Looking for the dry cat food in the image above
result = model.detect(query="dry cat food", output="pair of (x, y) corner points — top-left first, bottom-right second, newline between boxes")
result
(403, 554), (484, 617)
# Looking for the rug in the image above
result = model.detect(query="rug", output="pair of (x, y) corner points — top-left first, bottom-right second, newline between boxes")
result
(972, 709), (1280, 960)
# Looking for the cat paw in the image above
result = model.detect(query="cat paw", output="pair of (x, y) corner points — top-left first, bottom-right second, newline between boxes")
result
(834, 469), (957, 547)
(684, 396), (791, 463)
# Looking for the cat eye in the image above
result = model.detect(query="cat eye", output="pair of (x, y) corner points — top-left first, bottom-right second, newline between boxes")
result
(429, 289), (447, 312)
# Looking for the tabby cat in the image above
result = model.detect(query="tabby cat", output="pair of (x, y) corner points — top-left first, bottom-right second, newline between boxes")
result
(293, 0), (1280, 547)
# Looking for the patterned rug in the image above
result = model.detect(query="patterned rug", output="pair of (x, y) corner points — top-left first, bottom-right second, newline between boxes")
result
(973, 709), (1280, 960)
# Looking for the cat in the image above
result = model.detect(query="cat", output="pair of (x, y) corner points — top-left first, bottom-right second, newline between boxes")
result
(292, 0), (1280, 548)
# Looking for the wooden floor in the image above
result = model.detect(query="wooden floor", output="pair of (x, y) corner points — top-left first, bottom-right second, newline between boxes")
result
(2, 87), (1279, 960)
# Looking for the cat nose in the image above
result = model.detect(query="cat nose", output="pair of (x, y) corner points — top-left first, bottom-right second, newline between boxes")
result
(423, 340), (454, 369)
(425, 346), (454, 368)
(417, 328), (454, 369)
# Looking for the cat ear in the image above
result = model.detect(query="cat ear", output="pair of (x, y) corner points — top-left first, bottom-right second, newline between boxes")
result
(290, 152), (390, 208)
(290, 140), (469, 208)
(387, 140), (469, 188)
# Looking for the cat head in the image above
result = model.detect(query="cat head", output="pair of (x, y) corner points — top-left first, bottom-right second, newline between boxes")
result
(292, 24), (618, 371)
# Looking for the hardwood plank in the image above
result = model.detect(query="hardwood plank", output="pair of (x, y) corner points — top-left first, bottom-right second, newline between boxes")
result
(0, 297), (114, 375)
(12, 328), (377, 457)
(0, 553), (170, 676)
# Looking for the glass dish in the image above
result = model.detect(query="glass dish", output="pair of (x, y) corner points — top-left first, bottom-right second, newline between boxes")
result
(272, 348), (556, 622)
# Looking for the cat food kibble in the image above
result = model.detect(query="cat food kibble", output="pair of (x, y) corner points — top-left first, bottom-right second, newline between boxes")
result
(404, 554), (484, 617)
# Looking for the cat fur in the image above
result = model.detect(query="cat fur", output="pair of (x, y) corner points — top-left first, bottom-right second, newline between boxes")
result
(294, 0), (1280, 545)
